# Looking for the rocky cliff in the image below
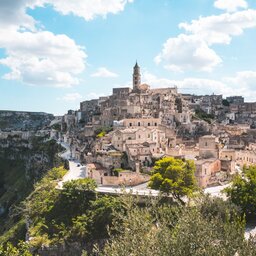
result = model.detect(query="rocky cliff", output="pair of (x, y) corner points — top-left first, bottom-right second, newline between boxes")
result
(0, 111), (54, 131)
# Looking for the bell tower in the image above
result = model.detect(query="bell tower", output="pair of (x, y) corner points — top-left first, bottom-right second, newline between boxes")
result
(133, 61), (141, 92)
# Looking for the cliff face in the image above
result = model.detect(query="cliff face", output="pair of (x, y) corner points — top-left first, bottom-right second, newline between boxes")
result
(0, 136), (65, 246)
(0, 111), (54, 131)
(0, 135), (63, 218)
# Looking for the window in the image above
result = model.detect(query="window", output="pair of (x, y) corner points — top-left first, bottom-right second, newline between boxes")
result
(138, 135), (141, 139)
(148, 123), (150, 126)
(148, 134), (150, 138)
(138, 122), (141, 126)
(155, 123), (157, 126)
(205, 142), (208, 146)
(130, 123), (132, 127)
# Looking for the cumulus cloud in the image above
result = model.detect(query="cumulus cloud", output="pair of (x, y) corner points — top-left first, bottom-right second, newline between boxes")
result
(156, 8), (256, 72)
(35, 0), (134, 21)
(0, 0), (132, 87)
(0, 0), (37, 30)
(57, 93), (82, 102)
(179, 9), (256, 45)
(91, 67), (118, 78)
(155, 34), (222, 72)
(0, 30), (86, 87)
(214, 0), (248, 13)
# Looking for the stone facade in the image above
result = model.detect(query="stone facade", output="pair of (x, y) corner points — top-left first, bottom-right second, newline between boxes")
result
(79, 62), (191, 129)
(199, 135), (219, 159)
(195, 158), (221, 188)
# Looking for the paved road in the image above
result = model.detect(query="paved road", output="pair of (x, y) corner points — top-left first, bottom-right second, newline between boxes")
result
(204, 184), (230, 199)
(57, 142), (86, 188)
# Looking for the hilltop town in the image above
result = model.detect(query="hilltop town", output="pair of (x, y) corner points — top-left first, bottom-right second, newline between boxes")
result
(50, 62), (256, 189)
(1, 63), (256, 189)
(2, 63), (256, 254)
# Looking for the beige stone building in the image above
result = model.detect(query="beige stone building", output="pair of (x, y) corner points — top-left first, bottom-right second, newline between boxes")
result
(199, 135), (219, 159)
(80, 62), (191, 129)
(195, 158), (221, 188)
(111, 126), (167, 170)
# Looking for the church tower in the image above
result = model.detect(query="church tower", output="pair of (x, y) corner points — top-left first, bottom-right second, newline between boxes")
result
(133, 61), (141, 92)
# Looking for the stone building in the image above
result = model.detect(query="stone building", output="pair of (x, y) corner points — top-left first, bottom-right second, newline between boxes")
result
(80, 62), (191, 129)
(199, 135), (219, 159)
(195, 158), (221, 188)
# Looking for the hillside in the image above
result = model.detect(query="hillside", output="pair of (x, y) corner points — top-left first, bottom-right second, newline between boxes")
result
(0, 111), (54, 131)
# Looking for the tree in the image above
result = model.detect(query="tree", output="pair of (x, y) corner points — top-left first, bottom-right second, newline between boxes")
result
(225, 165), (256, 218)
(0, 242), (32, 256)
(149, 157), (198, 202)
(100, 195), (255, 256)
(56, 178), (97, 218)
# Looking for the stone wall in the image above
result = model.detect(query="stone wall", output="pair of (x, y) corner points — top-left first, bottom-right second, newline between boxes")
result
(102, 172), (150, 186)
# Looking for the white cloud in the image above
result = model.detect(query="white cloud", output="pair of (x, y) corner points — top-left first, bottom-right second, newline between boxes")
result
(58, 93), (83, 102)
(31, 0), (133, 21)
(0, 0), (37, 31)
(91, 67), (118, 78)
(156, 9), (256, 72)
(0, 1), (87, 88)
(223, 71), (256, 100)
(0, 0), (132, 87)
(0, 30), (86, 87)
(214, 0), (248, 13)
(155, 34), (222, 72)
(179, 9), (256, 45)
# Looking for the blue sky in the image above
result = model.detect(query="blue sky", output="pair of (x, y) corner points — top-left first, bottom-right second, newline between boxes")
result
(0, 0), (256, 115)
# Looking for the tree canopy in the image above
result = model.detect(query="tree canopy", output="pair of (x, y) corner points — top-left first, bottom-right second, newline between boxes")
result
(100, 195), (256, 256)
(225, 164), (256, 218)
(149, 157), (198, 201)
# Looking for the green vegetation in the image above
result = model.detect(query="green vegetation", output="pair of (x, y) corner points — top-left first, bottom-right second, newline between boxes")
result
(225, 165), (256, 219)
(2, 173), (256, 255)
(51, 123), (61, 131)
(149, 157), (198, 202)
(222, 99), (230, 106)
(96, 131), (106, 138)
(113, 168), (126, 176)
(100, 195), (255, 256)
(0, 241), (32, 256)
(2, 155), (256, 255)
(194, 109), (214, 124)
(0, 137), (65, 246)
(95, 127), (113, 138)
(2, 168), (122, 253)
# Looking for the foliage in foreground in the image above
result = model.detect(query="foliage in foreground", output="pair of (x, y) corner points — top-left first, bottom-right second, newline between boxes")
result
(100, 195), (256, 256)
(20, 170), (121, 253)
(149, 157), (198, 202)
(225, 164), (256, 218)
(0, 241), (32, 256)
